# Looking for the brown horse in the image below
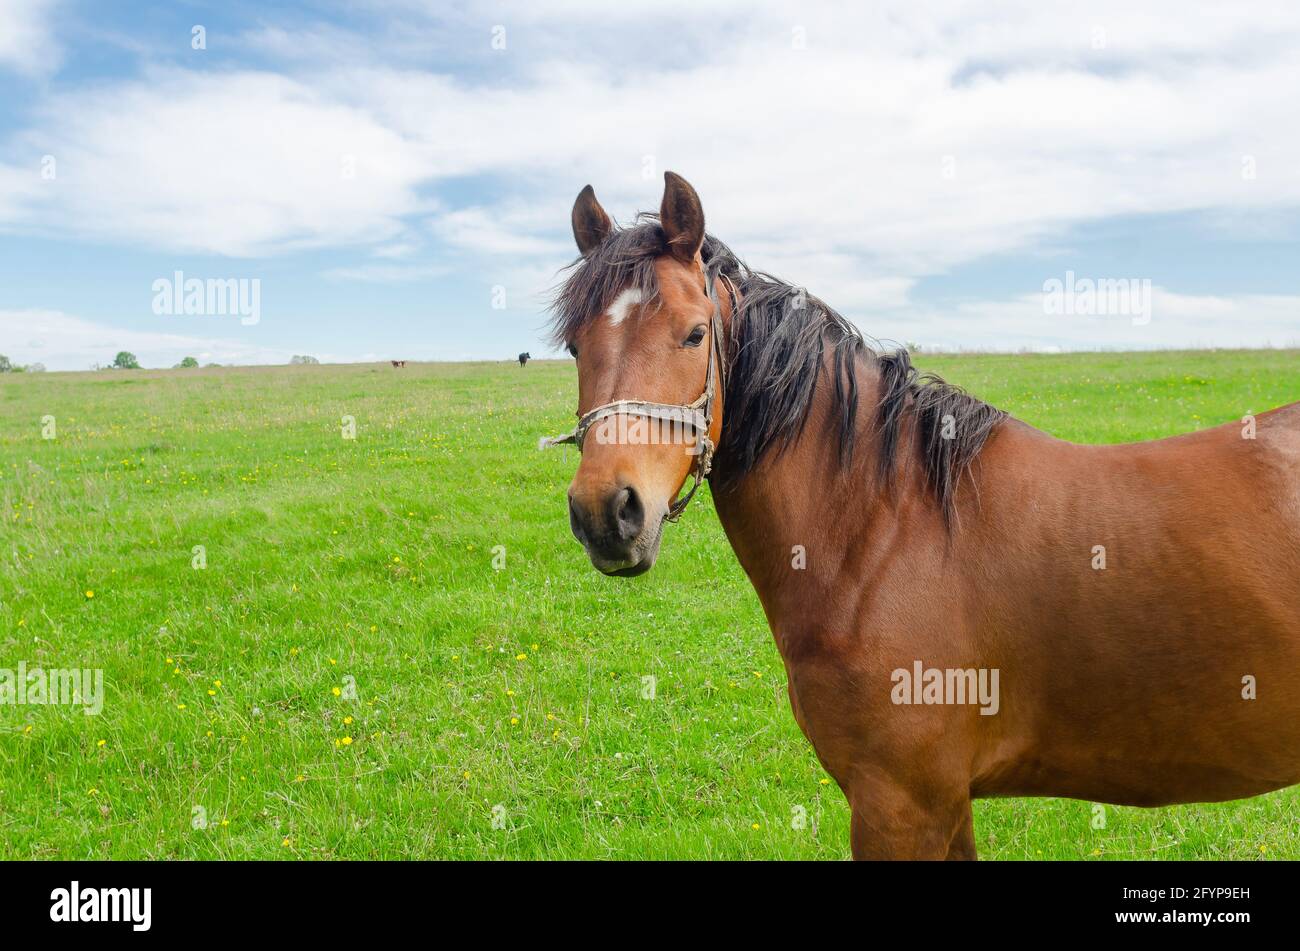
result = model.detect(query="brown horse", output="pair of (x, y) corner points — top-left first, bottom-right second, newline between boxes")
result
(551, 172), (1300, 859)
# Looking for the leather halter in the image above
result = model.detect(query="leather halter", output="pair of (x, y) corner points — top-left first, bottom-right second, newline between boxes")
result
(543, 266), (733, 522)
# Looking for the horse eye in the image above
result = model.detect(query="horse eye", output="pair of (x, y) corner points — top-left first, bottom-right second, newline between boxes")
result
(567, 342), (578, 358)
(683, 325), (706, 348)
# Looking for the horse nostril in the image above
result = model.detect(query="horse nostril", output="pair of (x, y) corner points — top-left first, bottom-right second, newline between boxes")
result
(568, 493), (589, 545)
(612, 485), (645, 542)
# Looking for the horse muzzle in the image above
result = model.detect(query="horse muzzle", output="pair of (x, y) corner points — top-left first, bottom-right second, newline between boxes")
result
(567, 483), (665, 576)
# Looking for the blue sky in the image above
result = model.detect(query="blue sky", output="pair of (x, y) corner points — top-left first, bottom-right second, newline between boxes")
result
(1, 0), (1298, 370)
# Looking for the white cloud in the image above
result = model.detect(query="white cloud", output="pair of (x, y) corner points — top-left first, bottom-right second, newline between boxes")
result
(6, 3), (1298, 270)
(0, 161), (43, 221)
(741, 248), (916, 312)
(371, 242), (420, 259)
(858, 289), (1300, 352)
(6, 70), (434, 256)
(0, 0), (60, 75)
(309, 3), (1300, 285)
(3, 2), (1300, 353)
(0, 309), (319, 370)
(430, 207), (568, 258)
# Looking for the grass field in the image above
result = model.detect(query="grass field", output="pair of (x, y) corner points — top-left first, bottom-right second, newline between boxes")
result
(2, 349), (1298, 860)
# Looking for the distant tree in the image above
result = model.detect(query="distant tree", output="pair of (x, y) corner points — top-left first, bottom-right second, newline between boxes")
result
(289, 355), (319, 365)
(177, 356), (199, 368)
(112, 351), (141, 370)
(26, 362), (45, 372)
(205, 363), (222, 368)
(0, 355), (37, 372)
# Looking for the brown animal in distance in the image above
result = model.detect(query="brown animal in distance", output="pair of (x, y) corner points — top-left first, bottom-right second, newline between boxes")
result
(552, 171), (1300, 859)
(391, 360), (406, 368)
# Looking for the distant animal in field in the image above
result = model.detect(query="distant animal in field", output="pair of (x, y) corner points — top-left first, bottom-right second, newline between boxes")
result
(391, 360), (406, 368)
(518, 352), (531, 367)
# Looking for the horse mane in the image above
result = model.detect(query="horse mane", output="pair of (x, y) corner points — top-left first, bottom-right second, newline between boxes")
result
(549, 215), (1008, 521)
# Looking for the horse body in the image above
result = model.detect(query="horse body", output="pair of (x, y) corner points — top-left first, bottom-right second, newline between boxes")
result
(553, 171), (1300, 858)
(714, 374), (1300, 856)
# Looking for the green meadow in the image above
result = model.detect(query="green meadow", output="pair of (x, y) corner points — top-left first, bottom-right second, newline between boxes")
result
(1, 349), (1298, 860)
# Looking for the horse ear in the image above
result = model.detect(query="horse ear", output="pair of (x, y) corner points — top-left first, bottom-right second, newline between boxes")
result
(660, 171), (705, 262)
(571, 185), (612, 255)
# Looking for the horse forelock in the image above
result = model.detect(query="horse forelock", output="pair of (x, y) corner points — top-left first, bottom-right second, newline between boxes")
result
(549, 215), (669, 348)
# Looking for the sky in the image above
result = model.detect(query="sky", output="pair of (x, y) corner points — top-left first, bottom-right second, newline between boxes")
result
(0, 0), (1297, 370)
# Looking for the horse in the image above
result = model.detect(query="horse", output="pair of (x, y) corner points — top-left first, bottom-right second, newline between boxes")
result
(519, 352), (531, 367)
(391, 360), (407, 368)
(549, 171), (1300, 859)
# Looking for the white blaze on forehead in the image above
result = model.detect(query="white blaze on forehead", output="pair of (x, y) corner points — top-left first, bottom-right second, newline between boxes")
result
(605, 288), (643, 327)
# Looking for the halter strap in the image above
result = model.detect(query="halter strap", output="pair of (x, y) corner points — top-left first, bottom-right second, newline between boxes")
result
(541, 266), (733, 523)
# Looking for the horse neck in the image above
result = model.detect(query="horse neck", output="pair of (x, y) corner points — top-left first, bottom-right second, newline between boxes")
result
(709, 355), (951, 631)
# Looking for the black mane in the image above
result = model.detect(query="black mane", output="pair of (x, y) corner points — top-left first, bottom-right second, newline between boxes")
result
(549, 216), (1007, 521)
